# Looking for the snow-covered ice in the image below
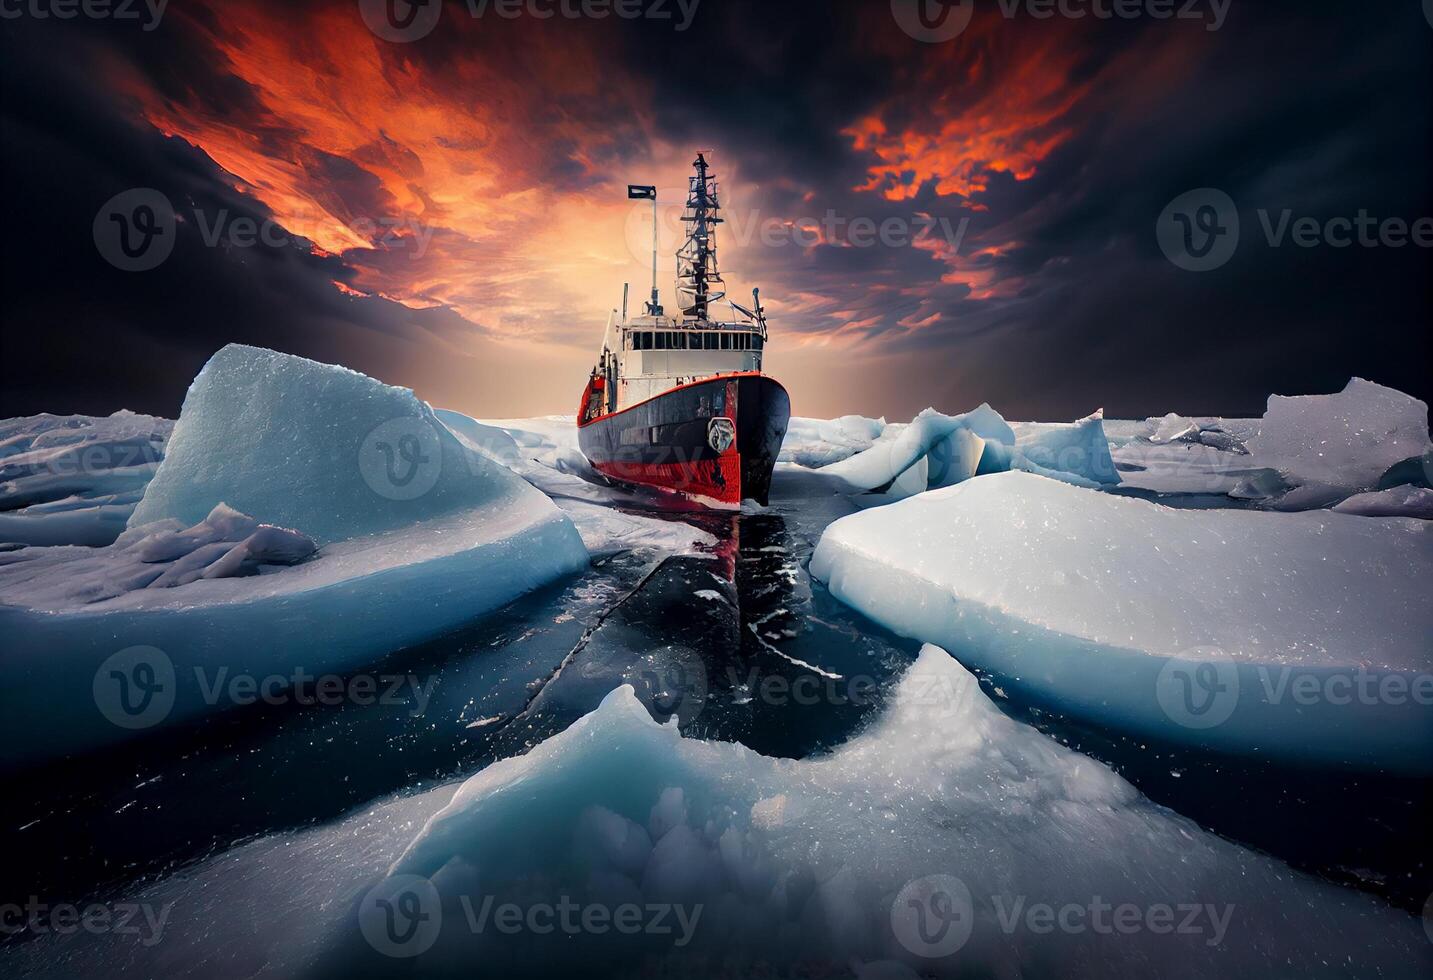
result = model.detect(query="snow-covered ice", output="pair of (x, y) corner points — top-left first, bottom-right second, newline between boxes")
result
(347, 645), (1429, 977)
(432, 411), (716, 556)
(1248, 377), (1430, 496)
(1332, 484), (1433, 519)
(810, 471), (1433, 773)
(128, 345), (554, 545)
(779, 415), (886, 468)
(0, 503), (315, 607)
(0, 345), (589, 769)
(811, 404), (1117, 499)
(1112, 379), (1430, 507)
(1009, 411), (1121, 487)
(0, 410), (171, 545)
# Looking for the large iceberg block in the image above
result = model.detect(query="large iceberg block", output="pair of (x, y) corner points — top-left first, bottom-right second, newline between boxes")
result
(131, 345), (526, 544)
(810, 472), (1432, 774)
(1247, 377), (1431, 497)
(0, 411), (171, 546)
(322, 645), (1428, 977)
(0, 346), (589, 770)
(1112, 379), (1432, 505)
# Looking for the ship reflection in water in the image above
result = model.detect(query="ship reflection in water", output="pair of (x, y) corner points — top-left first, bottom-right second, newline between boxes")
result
(500, 511), (907, 759)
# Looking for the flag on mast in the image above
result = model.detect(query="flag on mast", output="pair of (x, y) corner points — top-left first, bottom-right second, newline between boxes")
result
(627, 185), (656, 200)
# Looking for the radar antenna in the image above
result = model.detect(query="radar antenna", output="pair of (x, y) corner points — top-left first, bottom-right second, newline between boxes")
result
(676, 152), (727, 321)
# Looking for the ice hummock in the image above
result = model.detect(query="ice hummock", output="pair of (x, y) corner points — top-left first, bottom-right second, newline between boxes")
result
(324, 645), (1430, 978)
(810, 471), (1432, 774)
(0, 503), (316, 606)
(131, 345), (538, 544)
(779, 415), (887, 468)
(1332, 484), (1433, 519)
(0, 410), (172, 546)
(0, 345), (589, 769)
(811, 405), (1118, 500)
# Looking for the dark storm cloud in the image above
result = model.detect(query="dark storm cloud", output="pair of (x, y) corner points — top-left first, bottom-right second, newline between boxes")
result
(610, 1), (1431, 418)
(0, 18), (497, 418)
(0, 0), (1428, 422)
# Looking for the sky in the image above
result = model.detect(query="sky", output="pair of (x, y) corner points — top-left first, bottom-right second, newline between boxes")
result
(1, 0), (1429, 422)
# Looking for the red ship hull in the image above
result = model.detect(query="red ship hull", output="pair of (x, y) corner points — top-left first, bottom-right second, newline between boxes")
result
(578, 373), (791, 508)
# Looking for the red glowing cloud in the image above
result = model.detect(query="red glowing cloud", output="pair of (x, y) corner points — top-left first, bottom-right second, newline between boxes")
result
(843, 18), (1096, 203)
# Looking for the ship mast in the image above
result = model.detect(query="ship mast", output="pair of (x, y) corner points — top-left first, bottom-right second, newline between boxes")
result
(676, 152), (727, 321)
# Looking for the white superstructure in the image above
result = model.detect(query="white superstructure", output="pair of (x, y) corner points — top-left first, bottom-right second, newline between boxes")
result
(586, 152), (771, 414)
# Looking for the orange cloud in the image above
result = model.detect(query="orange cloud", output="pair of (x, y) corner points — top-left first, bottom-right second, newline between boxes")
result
(105, 2), (664, 348)
(843, 20), (1095, 203)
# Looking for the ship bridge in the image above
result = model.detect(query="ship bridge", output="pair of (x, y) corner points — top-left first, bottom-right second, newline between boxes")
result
(613, 316), (764, 407)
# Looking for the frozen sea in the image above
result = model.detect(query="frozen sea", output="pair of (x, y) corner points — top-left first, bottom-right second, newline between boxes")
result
(1, 356), (1430, 978)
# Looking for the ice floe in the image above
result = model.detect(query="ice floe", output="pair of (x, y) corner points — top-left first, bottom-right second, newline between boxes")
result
(329, 644), (1430, 977)
(810, 471), (1433, 774)
(0, 410), (171, 545)
(811, 405), (1115, 500)
(1112, 378), (1430, 507)
(0, 345), (588, 769)
(1248, 377), (1430, 496)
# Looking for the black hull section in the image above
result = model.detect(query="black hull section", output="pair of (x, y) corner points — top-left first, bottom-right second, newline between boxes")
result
(578, 374), (791, 507)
